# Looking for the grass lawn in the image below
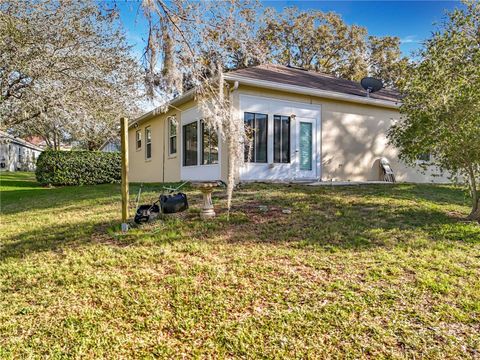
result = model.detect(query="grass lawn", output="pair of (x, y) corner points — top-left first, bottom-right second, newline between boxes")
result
(1, 172), (479, 358)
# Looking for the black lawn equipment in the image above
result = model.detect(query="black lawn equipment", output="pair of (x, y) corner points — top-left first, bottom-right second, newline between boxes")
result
(134, 182), (189, 224)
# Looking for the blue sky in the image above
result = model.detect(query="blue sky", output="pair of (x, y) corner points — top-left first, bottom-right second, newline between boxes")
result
(115, 1), (462, 61)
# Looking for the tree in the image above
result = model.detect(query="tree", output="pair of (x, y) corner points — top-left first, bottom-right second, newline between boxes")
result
(258, 7), (406, 85)
(0, 0), (141, 150)
(388, 1), (480, 222)
(259, 7), (368, 80)
(367, 36), (409, 88)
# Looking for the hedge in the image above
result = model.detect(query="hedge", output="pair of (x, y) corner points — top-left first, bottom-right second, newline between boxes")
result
(36, 150), (121, 186)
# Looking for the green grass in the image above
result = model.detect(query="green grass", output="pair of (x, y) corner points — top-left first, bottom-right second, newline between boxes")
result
(1, 172), (479, 358)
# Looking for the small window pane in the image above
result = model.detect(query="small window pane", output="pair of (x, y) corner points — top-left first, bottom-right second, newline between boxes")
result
(145, 127), (152, 159)
(244, 112), (255, 162)
(169, 118), (177, 136)
(170, 137), (177, 154)
(244, 112), (267, 163)
(255, 114), (267, 163)
(274, 115), (290, 163)
(202, 120), (219, 165)
(169, 117), (177, 155)
(136, 130), (141, 150)
(183, 122), (198, 166)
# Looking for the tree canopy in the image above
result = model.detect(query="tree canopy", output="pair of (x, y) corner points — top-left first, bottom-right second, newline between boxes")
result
(0, 0), (142, 149)
(388, 1), (480, 221)
(258, 7), (407, 85)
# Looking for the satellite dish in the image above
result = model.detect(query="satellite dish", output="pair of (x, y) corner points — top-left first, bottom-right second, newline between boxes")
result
(360, 77), (383, 97)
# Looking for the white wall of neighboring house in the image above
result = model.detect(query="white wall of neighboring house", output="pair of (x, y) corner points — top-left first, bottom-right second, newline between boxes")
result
(100, 140), (121, 152)
(0, 134), (43, 172)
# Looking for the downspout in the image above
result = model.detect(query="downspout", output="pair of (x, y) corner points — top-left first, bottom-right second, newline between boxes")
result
(228, 80), (239, 182)
(163, 118), (166, 183)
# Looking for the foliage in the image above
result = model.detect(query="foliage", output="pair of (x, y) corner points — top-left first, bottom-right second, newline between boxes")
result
(388, 1), (480, 221)
(0, 0), (142, 150)
(35, 150), (121, 186)
(1, 172), (479, 357)
(367, 35), (409, 88)
(259, 7), (407, 84)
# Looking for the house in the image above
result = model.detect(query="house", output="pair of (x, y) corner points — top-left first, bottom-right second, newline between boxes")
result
(128, 64), (447, 183)
(100, 138), (121, 152)
(0, 131), (44, 172)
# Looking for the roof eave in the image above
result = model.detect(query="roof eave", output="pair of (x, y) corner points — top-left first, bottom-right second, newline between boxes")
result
(129, 89), (196, 128)
(224, 74), (401, 109)
(0, 132), (44, 151)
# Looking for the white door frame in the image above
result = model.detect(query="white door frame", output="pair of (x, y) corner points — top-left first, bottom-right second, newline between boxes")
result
(238, 94), (321, 181)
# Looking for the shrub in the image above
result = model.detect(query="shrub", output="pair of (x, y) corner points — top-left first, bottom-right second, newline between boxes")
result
(36, 150), (121, 186)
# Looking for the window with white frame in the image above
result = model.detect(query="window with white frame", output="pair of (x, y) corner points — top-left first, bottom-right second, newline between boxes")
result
(183, 122), (198, 166)
(201, 120), (219, 165)
(168, 116), (177, 155)
(136, 130), (142, 150)
(273, 115), (291, 163)
(244, 112), (268, 163)
(145, 126), (152, 159)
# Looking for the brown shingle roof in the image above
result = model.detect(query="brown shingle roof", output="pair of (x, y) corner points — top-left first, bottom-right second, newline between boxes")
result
(227, 64), (400, 103)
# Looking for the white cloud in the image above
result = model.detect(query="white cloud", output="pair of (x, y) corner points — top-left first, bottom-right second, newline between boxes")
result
(400, 35), (421, 44)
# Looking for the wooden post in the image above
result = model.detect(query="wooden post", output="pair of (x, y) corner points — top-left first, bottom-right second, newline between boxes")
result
(120, 117), (129, 232)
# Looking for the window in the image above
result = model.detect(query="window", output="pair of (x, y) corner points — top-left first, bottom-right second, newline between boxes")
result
(244, 112), (267, 163)
(201, 120), (219, 165)
(168, 116), (177, 155)
(183, 122), (198, 166)
(274, 115), (290, 163)
(417, 153), (431, 162)
(145, 127), (152, 159)
(136, 130), (142, 150)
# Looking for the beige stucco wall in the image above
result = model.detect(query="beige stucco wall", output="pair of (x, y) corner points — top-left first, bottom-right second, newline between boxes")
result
(235, 85), (450, 183)
(128, 99), (196, 183)
(129, 84), (450, 184)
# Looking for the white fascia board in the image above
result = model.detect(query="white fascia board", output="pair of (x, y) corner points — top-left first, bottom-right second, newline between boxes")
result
(0, 133), (43, 152)
(129, 89), (196, 129)
(224, 74), (401, 109)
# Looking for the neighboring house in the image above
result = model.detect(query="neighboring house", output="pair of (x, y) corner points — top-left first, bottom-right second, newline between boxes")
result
(100, 139), (121, 152)
(128, 64), (447, 183)
(25, 135), (75, 151)
(0, 131), (44, 172)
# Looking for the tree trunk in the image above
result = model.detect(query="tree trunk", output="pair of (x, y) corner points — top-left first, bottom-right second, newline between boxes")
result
(467, 197), (480, 222)
(466, 165), (479, 222)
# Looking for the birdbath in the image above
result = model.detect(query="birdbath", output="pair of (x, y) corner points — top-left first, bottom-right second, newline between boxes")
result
(191, 181), (219, 219)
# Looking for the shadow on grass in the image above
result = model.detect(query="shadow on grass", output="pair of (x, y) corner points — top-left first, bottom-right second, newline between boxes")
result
(220, 183), (480, 248)
(2, 180), (478, 261)
(0, 219), (117, 261)
(0, 172), (40, 189)
(0, 182), (186, 215)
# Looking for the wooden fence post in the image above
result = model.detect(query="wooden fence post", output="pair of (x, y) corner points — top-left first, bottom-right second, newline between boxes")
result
(120, 117), (129, 232)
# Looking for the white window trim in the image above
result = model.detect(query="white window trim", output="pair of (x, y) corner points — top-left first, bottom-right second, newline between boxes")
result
(167, 116), (177, 158)
(135, 129), (142, 151)
(145, 126), (152, 160)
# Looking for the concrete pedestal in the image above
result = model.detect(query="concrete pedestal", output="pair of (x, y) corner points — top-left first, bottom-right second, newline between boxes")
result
(191, 181), (219, 220)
